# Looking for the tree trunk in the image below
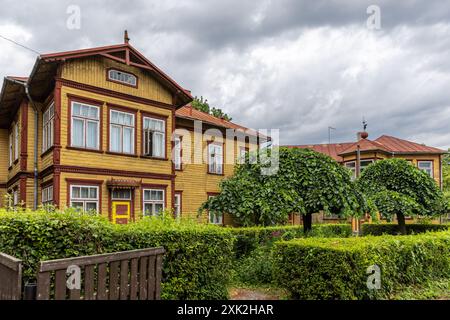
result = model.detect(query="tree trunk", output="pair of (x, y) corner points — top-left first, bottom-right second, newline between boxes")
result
(396, 212), (407, 235)
(303, 213), (312, 234)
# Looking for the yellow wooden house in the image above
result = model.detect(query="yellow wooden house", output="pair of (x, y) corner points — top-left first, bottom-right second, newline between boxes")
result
(0, 37), (263, 225)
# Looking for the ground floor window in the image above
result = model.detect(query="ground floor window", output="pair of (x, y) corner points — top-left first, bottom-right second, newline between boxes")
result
(143, 189), (165, 216)
(12, 189), (19, 206)
(111, 189), (132, 200)
(42, 185), (53, 205)
(208, 194), (223, 225)
(174, 192), (181, 218)
(70, 185), (99, 213)
(418, 160), (433, 178)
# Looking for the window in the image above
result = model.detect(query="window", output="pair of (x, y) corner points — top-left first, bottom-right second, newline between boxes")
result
(110, 110), (135, 154)
(42, 185), (53, 205)
(8, 131), (13, 166)
(174, 136), (181, 170)
(143, 189), (165, 216)
(238, 146), (248, 164)
(70, 185), (99, 212)
(208, 194), (223, 225)
(12, 190), (19, 206)
(418, 161), (433, 178)
(111, 189), (132, 200)
(174, 193), (181, 218)
(108, 69), (137, 87)
(43, 103), (54, 152)
(143, 117), (165, 158)
(345, 159), (373, 179)
(360, 159), (374, 173)
(71, 102), (100, 150)
(14, 123), (19, 161)
(208, 143), (223, 174)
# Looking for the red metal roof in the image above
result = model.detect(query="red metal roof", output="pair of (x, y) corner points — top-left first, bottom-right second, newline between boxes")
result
(286, 135), (445, 161)
(374, 135), (445, 154)
(285, 142), (354, 161)
(176, 104), (251, 131)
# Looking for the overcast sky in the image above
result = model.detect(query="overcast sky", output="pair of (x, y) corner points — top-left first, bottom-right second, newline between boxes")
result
(0, 0), (449, 149)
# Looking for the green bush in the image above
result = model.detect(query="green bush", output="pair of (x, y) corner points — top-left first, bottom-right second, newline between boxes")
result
(0, 209), (234, 300)
(232, 245), (275, 286)
(361, 223), (449, 236)
(228, 224), (351, 258)
(273, 231), (450, 299)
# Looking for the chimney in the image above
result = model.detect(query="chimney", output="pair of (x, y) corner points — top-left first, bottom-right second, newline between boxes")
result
(357, 131), (368, 141)
(124, 30), (130, 44)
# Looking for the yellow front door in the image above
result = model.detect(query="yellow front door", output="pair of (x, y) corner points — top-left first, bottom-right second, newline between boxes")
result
(112, 201), (131, 224)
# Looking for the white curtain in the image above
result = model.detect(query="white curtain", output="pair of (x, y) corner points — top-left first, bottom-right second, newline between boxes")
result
(72, 119), (84, 147)
(110, 125), (121, 152)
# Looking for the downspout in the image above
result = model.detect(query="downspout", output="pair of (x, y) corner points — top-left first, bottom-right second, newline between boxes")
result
(24, 84), (39, 210)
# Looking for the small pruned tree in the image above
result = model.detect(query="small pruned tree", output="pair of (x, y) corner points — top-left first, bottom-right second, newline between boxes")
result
(200, 147), (370, 233)
(358, 158), (447, 234)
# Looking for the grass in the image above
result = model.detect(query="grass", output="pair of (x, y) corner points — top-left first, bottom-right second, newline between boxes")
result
(390, 278), (450, 300)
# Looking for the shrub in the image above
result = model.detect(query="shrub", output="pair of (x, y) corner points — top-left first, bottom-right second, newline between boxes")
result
(361, 223), (449, 236)
(232, 246), (275, 286)
(273, 231), (450, 299)
(228, 224), (351, 258)
(0, 209), (234, 300)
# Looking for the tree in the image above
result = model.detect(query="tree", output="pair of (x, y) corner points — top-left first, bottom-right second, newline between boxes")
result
(443, 149), (450, 192)
(358, 158), (447, 234)
(191, 96), (232, 121)
(199, 147), (369, 233)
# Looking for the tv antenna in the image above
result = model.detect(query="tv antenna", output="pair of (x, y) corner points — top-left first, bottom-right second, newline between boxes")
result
(328, 126), (336, 144)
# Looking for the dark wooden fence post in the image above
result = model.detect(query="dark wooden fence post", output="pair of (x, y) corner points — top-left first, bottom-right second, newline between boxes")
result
(0, 253), (22, 300)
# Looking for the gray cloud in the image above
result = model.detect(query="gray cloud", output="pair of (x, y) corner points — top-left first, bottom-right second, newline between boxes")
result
(0, 0), (449, 149)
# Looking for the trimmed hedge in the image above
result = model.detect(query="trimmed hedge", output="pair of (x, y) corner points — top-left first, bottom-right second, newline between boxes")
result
(273, 231), (450, 299)
(228, 224), (351, 258)
(362, 223), (449, 236)
(0, 210), (234, 300)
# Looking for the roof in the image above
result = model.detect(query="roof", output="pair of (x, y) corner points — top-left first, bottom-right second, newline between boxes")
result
(286, 143), (354, 161)
(176, 104), (266, 139)
(338, 138), (390, 156)
(0, 42), (193, 123)
(374, 135), (445, 154)
(286, 134), (446, 161)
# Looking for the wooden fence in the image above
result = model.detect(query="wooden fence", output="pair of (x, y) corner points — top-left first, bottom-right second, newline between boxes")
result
(36, 247), (164, 300)
(0, 253), (22, 300)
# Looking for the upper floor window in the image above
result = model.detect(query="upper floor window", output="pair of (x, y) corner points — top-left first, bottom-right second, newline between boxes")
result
(70, 185), (99, 213)
(174, 136), (181, 170)
(143, 117), (165, 158)
(208, 143), (223, 174)
(418, 161), (433, 178)
(71, 102), (100, 150)
(14, 122), (19, 161)
(108, 69), (137, 87)
(43, 103), (55, 152)
(143, 189), (165, 216)
(8, 130), (13, 166)
(110, 110), (135, 154)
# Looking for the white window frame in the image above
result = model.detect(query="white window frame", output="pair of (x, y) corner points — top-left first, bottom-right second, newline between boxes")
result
(238, 146), (248, 164)
(208, 143), (223, 174)
(143, 189), (165, 217)
(42, 185), (54, 205)
(174, 193), (181, 218)
(70, 185), (99, 213)
(8, 130), (13, 166)
(42, 103), (55, 152)
(109, 109), (135, 154)
(174, 136), (181, 170)
(143, 117), (166, 158)
(14, 123), (19, 161)
(418, 160), (434, 178)
(208, 194), (223, 225)
(12, 190), (19, 206)
(71, 101), (100, 150)
(108, 69), (137, 87)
